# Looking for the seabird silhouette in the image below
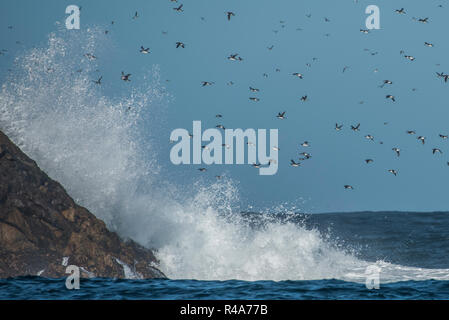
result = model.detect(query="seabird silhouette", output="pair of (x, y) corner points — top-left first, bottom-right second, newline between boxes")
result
(140, 46), (150, 54)
(276, 112), (286, 120)
(92, 76), (102, 85)
(290, 160), (301, 167)
(173, 4), (183, 12)
(388, 169), (398, 176)
(392, 148), (400, 157)
(121, 72), (131, 81)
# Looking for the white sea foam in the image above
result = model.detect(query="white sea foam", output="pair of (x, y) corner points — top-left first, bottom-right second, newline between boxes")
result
(1, 26), (448, 283)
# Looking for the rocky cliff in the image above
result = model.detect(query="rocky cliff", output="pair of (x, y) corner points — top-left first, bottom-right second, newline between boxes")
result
(0, 130), (165, 279)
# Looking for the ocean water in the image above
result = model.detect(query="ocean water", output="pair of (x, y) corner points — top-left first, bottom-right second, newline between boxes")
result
(0, 27), (448, 300)
(0, 211), (447, 300)
(1, 277), (448, 300)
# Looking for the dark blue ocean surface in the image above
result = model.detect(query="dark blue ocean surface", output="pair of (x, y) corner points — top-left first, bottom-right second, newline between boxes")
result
(1, 211), (449, 300)
(0, 277), (448, 300)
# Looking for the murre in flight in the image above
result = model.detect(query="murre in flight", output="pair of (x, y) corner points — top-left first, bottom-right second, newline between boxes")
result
(386, 95), (396, 102)
(344, 185), (354, 190)
(140, 46), (150, 54)
(290, 160), (301, 167)
(226, 11), (235, 20)
(121, 72), (131, 81)
(417, 17), (429, 23)
(436, 72), (449, 82)
(176, 42), (185, 48)
(335, 123), (343, 131)
(392, 148), (400, 157)
(379, 80), (393, 88)
(388, 169), (398, 176)
(173, 4), (183, 12)
(432, 148), (443, 154)
(351, 123), (360, 132)
(417, 136), (426, 144)
(92, 76), (102, 85)
(228, 53), (243, 61)
(276, 112), (286, 120)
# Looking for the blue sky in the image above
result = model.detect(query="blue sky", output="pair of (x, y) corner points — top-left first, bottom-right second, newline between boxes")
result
(1, 0), (449, 213)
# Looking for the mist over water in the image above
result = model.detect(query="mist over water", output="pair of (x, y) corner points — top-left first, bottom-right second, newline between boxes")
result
(1, 27), (448, 282)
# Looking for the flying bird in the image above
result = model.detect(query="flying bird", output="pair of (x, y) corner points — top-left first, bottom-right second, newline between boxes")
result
(92, 76), (102, 85)
(121, 72), (131, 81)
(386, 95), (396, 102)
(392, 148), (400, 157)
(226, 11), (235, 20)
(388, 169), (398, 176)
(140, 46), (150, 54)
(249, 87), (259, 92)
(173, 4), (183, 12)
(276, 112), (286, 120)
(228, 53), (243, 61)
(290, 160), (301, 167)
(379, 80), (393, 88)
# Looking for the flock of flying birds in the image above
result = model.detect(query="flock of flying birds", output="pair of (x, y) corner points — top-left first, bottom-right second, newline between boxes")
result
(86, 3), (449, 187)
(2, 2), (449, 190)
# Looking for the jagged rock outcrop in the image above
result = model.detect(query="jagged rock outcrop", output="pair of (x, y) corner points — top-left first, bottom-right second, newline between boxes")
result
(0, 130), (165, 279)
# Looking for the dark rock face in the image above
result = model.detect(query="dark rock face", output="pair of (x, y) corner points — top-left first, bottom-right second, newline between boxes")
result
(0, 130), (165, 279)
